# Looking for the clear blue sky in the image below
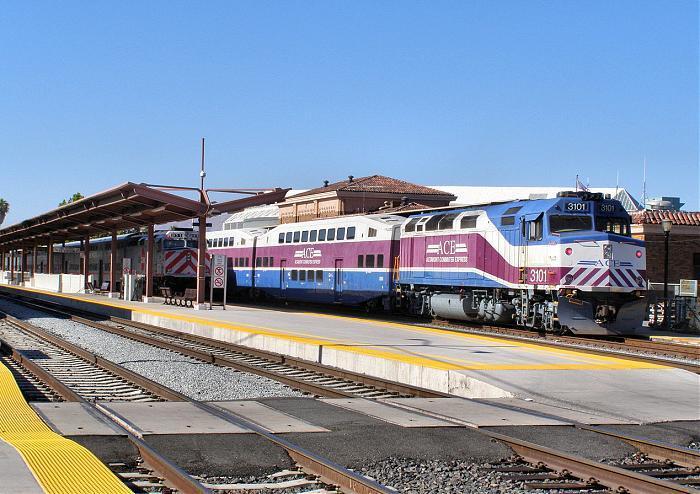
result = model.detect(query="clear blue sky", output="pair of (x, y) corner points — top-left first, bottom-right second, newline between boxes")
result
(1, 1), (697, 225)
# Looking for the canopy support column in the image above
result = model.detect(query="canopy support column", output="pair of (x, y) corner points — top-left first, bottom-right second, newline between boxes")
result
(32, 241), (37, 276)
(47, 237), (53, 275)
(84, 235), (90, 291)
(195, 215), (207, 310)
(20, 248), (26, 285)
(109, 230), (119, 298)
(10, 248), (15, 284)
(143, 225), (154, 302)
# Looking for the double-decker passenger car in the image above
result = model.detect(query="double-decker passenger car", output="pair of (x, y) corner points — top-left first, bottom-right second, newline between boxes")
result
(206, 191), (646, 335)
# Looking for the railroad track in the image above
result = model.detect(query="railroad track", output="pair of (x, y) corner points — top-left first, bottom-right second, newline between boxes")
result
(0, 293), (449, 399)
(0, 309), (395, 494)
(1, 294), (698, 493)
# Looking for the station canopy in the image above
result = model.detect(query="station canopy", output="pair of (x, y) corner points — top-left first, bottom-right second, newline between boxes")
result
(0, 182), (289, 249)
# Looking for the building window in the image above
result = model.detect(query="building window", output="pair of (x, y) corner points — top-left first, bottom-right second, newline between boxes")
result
(302, 231), (309, 242)
(337, 227), (345, 240)
(377, 254), (384, 268)
(318, 229), (326, 241)
(278, 233), (285, 244)
(310, 230), (317, 242)
(357, 255), (364, 268)
(347, 226), (356, 239)
(366, 254), (375, 268)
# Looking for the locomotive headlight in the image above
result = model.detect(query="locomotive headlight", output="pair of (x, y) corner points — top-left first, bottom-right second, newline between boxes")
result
(565, 247), (573, 256)
(635, 250), (643, 258)
(636, 276), (644, 286)
(564, 274), (574, 284)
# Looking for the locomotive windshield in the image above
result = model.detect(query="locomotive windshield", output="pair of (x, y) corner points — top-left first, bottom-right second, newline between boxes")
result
(596, 217), (630, 236)
(549, 215), (592, 233)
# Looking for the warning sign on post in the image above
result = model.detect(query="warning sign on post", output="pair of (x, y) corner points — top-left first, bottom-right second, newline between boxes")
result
(210, 254), (227, 309)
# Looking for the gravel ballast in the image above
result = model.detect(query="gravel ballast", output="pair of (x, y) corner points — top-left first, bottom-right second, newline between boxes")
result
(0, 299), (304, 400)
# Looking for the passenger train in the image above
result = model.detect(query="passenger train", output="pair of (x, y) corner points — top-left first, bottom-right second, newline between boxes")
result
(207, 191), (647, 336)
(33, 230), (202, 291)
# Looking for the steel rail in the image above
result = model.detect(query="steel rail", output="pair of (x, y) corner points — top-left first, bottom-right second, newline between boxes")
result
(0, 310), (394, 494)
(581, 426), (700, 469)
(0, 325), (209, 493)
(483, 429), (697, 494)
(3, 294), (450, 399)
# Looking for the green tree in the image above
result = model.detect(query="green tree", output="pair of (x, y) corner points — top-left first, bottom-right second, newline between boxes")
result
(0, 198), (8, 226)
(58, 192), (84, 207)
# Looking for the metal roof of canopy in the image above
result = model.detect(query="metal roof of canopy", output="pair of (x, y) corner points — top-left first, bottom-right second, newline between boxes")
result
(0, 182), (290, 248)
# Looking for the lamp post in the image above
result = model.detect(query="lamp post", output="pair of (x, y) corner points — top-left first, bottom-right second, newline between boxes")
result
(661, 218), (672, 329)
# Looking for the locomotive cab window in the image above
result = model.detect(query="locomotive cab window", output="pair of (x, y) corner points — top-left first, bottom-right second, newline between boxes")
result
(549, 215), (592, 233)
(527, 216), (543, 241)
(596, 217), (630, 236)
(501, 216), (515, 226)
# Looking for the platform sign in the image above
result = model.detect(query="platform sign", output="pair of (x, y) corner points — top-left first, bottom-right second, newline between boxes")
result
(210, 254), (227, 310)
(122, 258), (132, 275)
(679, 279), (698, 298)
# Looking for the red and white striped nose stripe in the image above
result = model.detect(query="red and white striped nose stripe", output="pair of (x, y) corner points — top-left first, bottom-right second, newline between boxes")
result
(164, 250), (197, 276)
(561, 267), (645, 288)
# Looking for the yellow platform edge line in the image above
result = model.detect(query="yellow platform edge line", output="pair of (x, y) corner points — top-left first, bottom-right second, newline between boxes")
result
(0, 284), (670, 371)
(0, 361), (130, 494)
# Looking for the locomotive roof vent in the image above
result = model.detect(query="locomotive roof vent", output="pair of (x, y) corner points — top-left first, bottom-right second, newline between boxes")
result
(556, 190), (604, 201)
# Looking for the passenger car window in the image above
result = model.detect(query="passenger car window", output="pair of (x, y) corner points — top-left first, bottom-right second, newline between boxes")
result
(357, 255), (364, 268)
(301, 231), (309, 242)
(327, 228), (336, 241)
(307, 270), (314, 281)
(318, 229), (326, 241)
(291, 270), (298, 280)
(347, 227), (356, 239)
(263, 257), (269, 267)
(337, 227), (345, 240)
(316, 270), (323, 282)
(425, 215), (443, 232)
(285, 232), (293, 243)
(278, 233), (285, 244)
(299, 270), (306, 281)
(377, 254), (384, 268)
(309, 230), (317, 242)
(460, 216), (477, 229)
(256, 257), (262, 267)
(366, 254), (375, 268)
(368, 227), (377, 237)
(293, 231), (301, 243)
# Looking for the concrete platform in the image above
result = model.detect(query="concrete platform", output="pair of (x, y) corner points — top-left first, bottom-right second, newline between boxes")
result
(2, 284), (699, 424)
(32, 402), (125, 436)
(0, 439), (44, 494)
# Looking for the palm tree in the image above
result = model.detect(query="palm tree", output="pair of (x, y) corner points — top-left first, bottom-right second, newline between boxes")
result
(0, 198), (8, 226)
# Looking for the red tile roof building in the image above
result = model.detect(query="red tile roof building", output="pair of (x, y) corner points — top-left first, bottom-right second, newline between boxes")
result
(279, 175), (456, 224)
(631, 210), (700, 284)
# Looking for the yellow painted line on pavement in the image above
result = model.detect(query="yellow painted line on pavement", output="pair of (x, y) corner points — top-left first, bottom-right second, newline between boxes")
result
(0, 360), (131, 494)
